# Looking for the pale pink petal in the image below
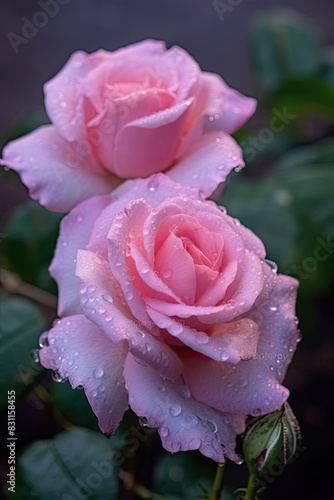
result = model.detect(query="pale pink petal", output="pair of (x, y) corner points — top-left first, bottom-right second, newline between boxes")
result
(39, 315), (128, 436)
(88, 175), (200, 255)
(202, 72), (257, 134)
(182, 275), (299, 416)
(154, 231), (196, 304)
(1, 125), (120, 212)
(168, 131), (244, 198)
(113, 99), (193, 177)
(146, 250), (267, 324)
(88, 88), (176, 173)
(76, 250), (183, 382)
(146, 306), (259, 364)
(124, 354), (245, 462)
(50, 195), (111, 317)
(44, 50), (110, 141)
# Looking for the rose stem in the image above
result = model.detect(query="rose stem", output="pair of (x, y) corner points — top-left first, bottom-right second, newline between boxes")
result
(244, 473), (259, 500)
(211, 462), (225, 500)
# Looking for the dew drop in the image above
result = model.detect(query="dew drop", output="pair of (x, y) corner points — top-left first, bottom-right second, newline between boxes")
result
(265, 259), (278, 273)
(148, 177), (159, 192)
(236, 454), (244, 465)
(270, 306), (278, 312)
(102, 293), (114, 304)
(179, 386), (191, 399)
(76, 214), (83, 223)
(297, 330), (302, 343)
(159, 384), (166, 392)
(62, 241), (68, 247)
(160, 426), (169, 437)
(92, 390), (98, 398)
(145, 343), (152, 352)
(196, 332), (209, 344)
(105, 315), (113, 322)
(139, 416), (148, 426)
(239, 378), (248, 388)
(98, 306), (106, 314)
(52, 370), (65, 383)
(221, 352), (229, 361)
(162, 269), (172, 279)
(234, 165), (242, 172)
(80, 286), (87, 295)
(253, 408), (262, 416)
(189, 437), (201, 449)
(170, 323), (183, 336)
(31, 349), (40, 364)
(39, 333), (49, 348)
(94, 367), (104, 379)
(264, 398), (271, 405)
(169, 404), (182, 417)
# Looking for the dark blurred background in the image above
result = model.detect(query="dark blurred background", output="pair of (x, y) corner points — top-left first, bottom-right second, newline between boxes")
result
(1, 1), (334, 499)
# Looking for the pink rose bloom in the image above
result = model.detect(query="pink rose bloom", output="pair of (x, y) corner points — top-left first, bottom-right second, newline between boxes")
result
(39, 174), (298, 463)
(1, 40), (256, 212)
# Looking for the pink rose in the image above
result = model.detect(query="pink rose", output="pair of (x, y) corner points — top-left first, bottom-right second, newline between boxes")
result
(1, 40), (256, 211)
(39, 174), (298, 462)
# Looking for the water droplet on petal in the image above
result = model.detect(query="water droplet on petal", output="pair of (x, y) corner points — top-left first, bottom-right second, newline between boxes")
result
(93, 367), (104, 379)
(148, 177), (159, 192)
(102, 293), (114, 304)
(105, 315), (113, 322)
(170, 404), (182, 417)
(162, 269), (172, 279)
(196, 332), (209, 344)
(270, 306), (278, 312)
(170, 323), (183, 336)
(160, 426), (169, 437)
(92, 390), (98, 398)
(253, 408), (262, 416)
(239, 378), (248, 388)
(221, 352), (229, 361)
(75, 214), (83, 223)
(31, 349), (40, 364)
(52, 370), (65, 383)
(264, 398), (271, 405)
(39, 333), (49, 348)
(139, 416), (148, 426)
(159, 385), (166, 392)
(265, 259), (278, 273)
(189, 437), (201, 449)
(236, 454), (244, 465)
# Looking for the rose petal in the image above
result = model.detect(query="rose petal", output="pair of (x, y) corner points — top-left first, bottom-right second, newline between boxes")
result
(124, 354), (245, 462)
(75, 249), (183, 382)
(44, 40), (166, 141)
(202, 72), (257, 134)
(39, 315), (128, 436)
(1, 125), (120, 212)
(168, 131), (244, 198)
(113, 99), (193, 177)
(50, 195), (111, 316)
(146, 306), (259, 364)
(182, 275), (299, 416)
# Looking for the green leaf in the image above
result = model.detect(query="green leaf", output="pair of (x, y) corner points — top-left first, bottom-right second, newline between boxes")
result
(3, 200), (64, 294)
(250, 9), (323, 92)
(153, 452), (215, 499)
(271, 77), (334, 120)
(0, 297), (46, 411)
(51, 382), (99, 431)
(14, 428), (119, 500)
